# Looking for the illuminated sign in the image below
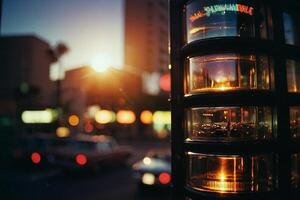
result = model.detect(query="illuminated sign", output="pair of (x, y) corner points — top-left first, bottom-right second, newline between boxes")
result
(189, 4), (254, 22)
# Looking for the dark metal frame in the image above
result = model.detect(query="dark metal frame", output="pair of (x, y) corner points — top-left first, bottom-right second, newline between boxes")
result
(170, 0), (300, 199)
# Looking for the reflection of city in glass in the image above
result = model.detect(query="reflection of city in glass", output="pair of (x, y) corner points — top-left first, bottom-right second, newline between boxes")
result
(283, 12), (299, 45)
(287, 60), (300, 93)
(186, 107), (273, 142)
(292, 154), (300, 189)
(186, 0), (270, 43)
(187, 153), (275, 193)
(290, 107), (300, 138)
(188, 54), (271, 93)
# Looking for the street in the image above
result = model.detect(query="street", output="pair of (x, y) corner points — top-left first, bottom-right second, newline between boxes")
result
(0, 141), (171, 200)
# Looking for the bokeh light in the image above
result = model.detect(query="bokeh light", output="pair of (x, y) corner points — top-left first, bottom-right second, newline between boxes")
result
(75, 154), (87, 166)
(116, 110), (136, 124)
(56, 127), (70, 138)
(140, 110), (153, 124)
(68, 114), (80, 126)
(95, 110), (115, 124)
(31, 152), (41, 164)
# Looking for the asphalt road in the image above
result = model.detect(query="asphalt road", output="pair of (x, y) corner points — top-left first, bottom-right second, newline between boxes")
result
(0, 141), (171, 200)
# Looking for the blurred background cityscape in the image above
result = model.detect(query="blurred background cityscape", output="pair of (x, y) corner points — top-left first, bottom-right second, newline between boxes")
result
(0, 0), (171, 199)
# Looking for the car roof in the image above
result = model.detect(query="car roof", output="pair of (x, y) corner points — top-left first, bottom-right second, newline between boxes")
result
(146, 149), (171, 157)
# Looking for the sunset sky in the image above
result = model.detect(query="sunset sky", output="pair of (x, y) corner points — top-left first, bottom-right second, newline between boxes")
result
(1, 0), (124, 80)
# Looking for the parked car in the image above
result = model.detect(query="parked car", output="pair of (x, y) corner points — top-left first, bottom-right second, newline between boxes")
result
(48, 134), (132, 171)
(132, 149), (171, 189)
(12, 134), (62, 166)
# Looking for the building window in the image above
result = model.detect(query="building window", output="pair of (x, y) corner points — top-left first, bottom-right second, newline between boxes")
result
(187, 153), (275, 193)
(187, 54), (272, 93)
(185, 0), (271, 43)
(186, 107), (274, 142)
(283, 12), (300, 46)
(287, 60), (300, 93)
(290, 107), (300, 139)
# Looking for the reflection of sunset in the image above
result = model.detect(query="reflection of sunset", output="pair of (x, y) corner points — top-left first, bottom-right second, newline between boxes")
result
(188, 54), (270, 93)
(188, 154), (274, 193)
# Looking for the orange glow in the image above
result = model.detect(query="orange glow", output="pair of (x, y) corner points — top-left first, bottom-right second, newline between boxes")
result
(68, 115), (80, 126)
(116, 110), (136, 124)
(160, 73), (171, 92)
(159, 172), (171, 185)
(189, 10), (206, 22)
(76, 154), (87, 165)
(189, 27), (206, 34)
(140, 110), (153, 124)
(95, 110), (115, 124)
(31, 152), (41, 164)
(56, 127), (70, 138)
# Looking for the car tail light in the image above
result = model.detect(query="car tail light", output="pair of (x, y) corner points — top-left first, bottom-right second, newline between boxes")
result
(159, 172), (171, 185)
(31, 152), (41, 164)
(75, 154), (87, 165)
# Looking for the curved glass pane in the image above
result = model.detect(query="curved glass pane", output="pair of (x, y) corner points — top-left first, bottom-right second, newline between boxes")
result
(290, 107), (300, 139)
(187, 54), (271, 94)
(187, 153), (275, 193)
(186, 107), (274, 142)
(284, 12), (300, 46)
(186, 0), (271, 43)
(287, 60), (300, 93)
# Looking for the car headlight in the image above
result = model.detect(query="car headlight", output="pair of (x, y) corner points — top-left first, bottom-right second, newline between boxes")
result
(142, 173), (155, 185)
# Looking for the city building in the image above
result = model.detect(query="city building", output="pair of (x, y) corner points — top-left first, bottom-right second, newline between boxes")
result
(0, 35), (56, 128)
(124, 0), (169, 74)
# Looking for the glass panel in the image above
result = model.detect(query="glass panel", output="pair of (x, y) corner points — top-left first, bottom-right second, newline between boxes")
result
(186, 107), (274, 142)
(188, 54), (271, 93)
(187, 153), (275, 193)
(292, 154), (300, 189)
(186, 0), (270, 43)
(287, 60), (300, 93)
(290, 107), (300, 139)
(283, 12), (300, 45)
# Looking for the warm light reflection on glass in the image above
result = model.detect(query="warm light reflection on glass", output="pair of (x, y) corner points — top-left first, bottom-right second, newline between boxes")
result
(287, 60), (300, 93)
(187, 153), (274, 193)
(116, 110), (136, 124)
(290, 107), (300, 138)
(186, 107), (274, 141)
(188, 54), (271, 94)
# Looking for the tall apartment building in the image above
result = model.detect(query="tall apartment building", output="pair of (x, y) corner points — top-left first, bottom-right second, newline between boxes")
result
(124, 0), (169, 73)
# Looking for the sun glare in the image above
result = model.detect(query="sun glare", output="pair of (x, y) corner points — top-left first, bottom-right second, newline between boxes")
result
(90, 53), (112, 72)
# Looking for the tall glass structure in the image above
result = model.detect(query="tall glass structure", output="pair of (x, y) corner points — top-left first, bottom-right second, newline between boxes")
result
(170, 0), (300, 199)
